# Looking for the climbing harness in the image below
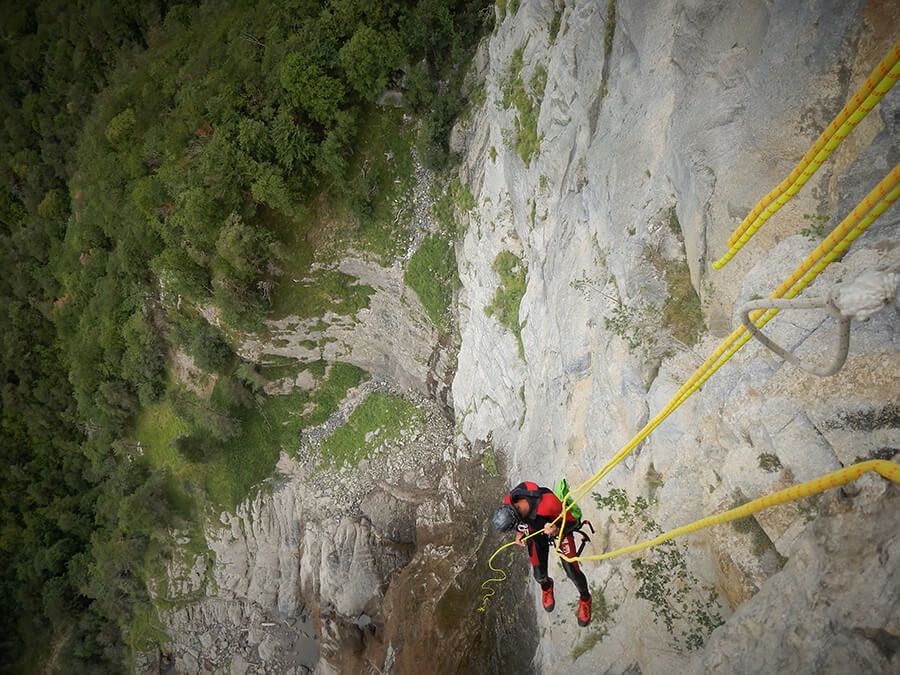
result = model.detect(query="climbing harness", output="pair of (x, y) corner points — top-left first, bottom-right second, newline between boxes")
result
(571, 519), (594, 557)
(738, 264), (899, 377)
(478, 42), (900, 613)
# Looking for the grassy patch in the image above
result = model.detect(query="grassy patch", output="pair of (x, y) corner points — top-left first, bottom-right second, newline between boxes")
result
(126, 604), (169, 655)
(431, 177), (476, 238)
(481, 445), (500, 476)
(530, 64), (547, 99)
(604, 0), (617, 55)
(484, 251), (528, 359)
(319, 392), (424, 469)
(661, 258), (704, 346)
(134, 401), (191, 477)
(340, 107), (416, 260)
(305, 358), (328, 379)
(271, 269), (375, 321)
(571, 588), (618, 660)
(258, 358), (305, 382)
(405, 233), (458, 332)
(646, 463), (664, 499)
(644, 238), (704, 347)
(501, 46), (545, 166)
(299, 107), (416, 264)
(135, 364), (364, 510)
(549, 9), (563, 43)
(301, 361), (369, 426)
(572, 623), (605, 660)
(266, 106), (413, 319)
(196, 392), (299, 508)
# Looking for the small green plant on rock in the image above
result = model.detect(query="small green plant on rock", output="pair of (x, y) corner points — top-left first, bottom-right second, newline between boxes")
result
(644, 236), (705, 347)
(604, 301), (661, 357)
(604, 0), (617, 55)
(481, 445), (500, 477)
(757, 452), (782, 473)
(496, 0), (507, 23)
(431, 177), (475, 239)
(485, 251), (528, 360)
(549, 9), (563, 43)
(799, 213), (829, 239)
(594, 488), (724, 651)
(405, 234), (458, 333)
(500, 45), (545, 166)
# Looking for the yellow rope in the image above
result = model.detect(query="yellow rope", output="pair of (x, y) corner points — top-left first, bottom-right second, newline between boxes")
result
(712, 42), (900, 269)
(556, 164), (900, 545)
(477, 530), (546, 613)
(476, 165), (900, 611)
(555, 169), (900, 542)
(563, 460), (899, 563)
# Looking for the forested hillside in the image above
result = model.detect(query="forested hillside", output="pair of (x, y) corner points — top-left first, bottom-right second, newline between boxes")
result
(0, 0), (489, 670)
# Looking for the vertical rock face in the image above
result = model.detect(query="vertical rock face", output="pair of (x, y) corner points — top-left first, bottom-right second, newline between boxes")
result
(153, 398), (539, 674)
(452, 0), (899, 672)
(238, 257), (453, 405)
(156, 2), (899, 673)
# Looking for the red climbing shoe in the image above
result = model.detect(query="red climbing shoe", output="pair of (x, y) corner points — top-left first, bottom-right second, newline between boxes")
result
(577, 595), (592, 627)
(541, 581), (555, 612)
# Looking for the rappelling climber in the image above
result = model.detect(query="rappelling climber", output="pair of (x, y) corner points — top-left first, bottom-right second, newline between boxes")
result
(491, 481), (592, 626)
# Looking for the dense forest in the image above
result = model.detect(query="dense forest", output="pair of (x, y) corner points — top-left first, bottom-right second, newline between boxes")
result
(0, 0), (490, 670)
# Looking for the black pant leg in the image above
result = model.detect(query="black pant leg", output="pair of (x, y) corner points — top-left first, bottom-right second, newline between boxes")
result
(562, 560), (590, 600)
(527, 533), (552, 589)
(559, 533), (591, 600)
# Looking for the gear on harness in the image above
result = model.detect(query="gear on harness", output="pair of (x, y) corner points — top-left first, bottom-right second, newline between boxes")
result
(567, 519), (594, 558)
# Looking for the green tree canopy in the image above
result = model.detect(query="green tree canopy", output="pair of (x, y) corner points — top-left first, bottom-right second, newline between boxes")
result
(280, 54), (345, 124)
(339, 25), (403, 100)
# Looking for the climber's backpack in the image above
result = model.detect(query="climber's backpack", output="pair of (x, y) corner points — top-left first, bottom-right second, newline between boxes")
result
(553, 478), (582, 522)
(553, 478), (594, 556)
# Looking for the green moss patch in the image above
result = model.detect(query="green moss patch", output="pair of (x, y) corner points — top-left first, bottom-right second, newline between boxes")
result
(319, 392), (424, 469)
(405, 234), (458, 332)
(271, 269), (375, 321)
(485, 251), (528, 359)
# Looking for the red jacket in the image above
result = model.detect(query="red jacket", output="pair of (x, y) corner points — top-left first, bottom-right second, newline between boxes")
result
(503, 481), (579, 534)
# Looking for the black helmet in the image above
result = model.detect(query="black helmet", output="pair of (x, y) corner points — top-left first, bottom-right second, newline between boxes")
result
(491, 504), (519, 532)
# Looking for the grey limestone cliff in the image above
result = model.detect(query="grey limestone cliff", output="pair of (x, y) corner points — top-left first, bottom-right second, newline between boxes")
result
(153, 1), (899, 674)
(452, 0), (898, 673)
